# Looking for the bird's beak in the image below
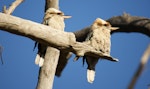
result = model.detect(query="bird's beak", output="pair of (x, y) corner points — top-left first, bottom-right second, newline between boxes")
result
(110, 27), (119, 31)
(63, 15), (72, 19)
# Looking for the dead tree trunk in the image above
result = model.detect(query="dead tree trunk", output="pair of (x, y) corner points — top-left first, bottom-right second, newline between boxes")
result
(36, 0), (60, 89)
(36, 48), (60, 89)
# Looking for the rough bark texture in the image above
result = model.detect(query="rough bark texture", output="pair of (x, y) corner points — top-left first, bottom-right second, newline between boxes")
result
(36, 48), (60, 89)
(0, 13), (75, 49)
(36, 0), (62, 89)
(45, 0), (59, 11)
(0, 12), (118, 60)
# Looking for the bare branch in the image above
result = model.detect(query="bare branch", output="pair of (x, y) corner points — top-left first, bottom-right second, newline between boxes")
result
(3, 0), (24, 15)
(74, 27), (90, 42)
(108, 13), (150, 37)
(0, 13), (75, 48)
(0, 13), (117, 61)
(0, 45), (3, 64)
(43, 0), (71, 79)
(36, 47), (60, 89)
(128, 44), (150, 89)
(0, 12), (118, 89)
(45, 0), (59, 11)
(36, 0), (60, 88)
(74, 14), (150, 42)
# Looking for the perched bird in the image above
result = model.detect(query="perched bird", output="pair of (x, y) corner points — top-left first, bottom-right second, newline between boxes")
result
(83, 18), (118, 83)
(34, 8), (71, 68)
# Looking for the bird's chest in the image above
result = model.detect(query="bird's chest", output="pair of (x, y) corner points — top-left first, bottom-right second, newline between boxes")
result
(90, 29), (111, 54)
(47, 16), (65, 31)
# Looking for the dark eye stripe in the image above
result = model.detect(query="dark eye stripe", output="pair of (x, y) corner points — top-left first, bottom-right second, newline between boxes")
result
(103, 24), (109, 26)
(97, 23), (102, 26)
(57, 13), (62, 15)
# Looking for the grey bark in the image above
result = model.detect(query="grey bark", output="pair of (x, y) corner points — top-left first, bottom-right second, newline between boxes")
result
(108, 13), (150, 37)
(0, 13), (75, 49)
(45, 0), (59, 11)
(36, 48), (60, 89)
(36, 0), (61, 89)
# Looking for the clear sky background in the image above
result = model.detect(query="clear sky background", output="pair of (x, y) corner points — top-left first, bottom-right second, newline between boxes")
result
(0, 0), (150, 89)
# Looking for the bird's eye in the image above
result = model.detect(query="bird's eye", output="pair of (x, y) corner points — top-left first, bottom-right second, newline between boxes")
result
(49, 12), (55, 14)
(57, 13), (62, 15)
(103, 24), (109, 26)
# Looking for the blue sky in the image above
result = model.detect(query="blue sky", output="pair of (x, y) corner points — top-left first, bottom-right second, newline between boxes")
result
(0, 0), (150, 89)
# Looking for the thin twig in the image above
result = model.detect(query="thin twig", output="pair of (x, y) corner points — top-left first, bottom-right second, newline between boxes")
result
(0, 46), (3, 64)
(3, 0), (24, 15)
(128, 44), (150, 89)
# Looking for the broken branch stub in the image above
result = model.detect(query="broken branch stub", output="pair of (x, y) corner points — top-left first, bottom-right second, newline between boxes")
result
(72, 42), (118, 62)
(3, 0), (24, 15)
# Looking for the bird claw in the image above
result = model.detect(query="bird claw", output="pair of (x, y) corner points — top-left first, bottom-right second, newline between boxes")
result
(112, 58), (119, 62)
(102, 53), (119, 62)
(106, 56), (119, 62)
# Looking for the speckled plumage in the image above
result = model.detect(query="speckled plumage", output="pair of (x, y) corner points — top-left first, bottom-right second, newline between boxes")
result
(35, 8), (70, 70)
(84, 18), (117, 83)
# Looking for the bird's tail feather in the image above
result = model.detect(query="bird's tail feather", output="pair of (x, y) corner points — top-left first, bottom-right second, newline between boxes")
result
(39, 57), (44, 67)
(35, 54), (44, 67)
(87, 69), (95, 83)
(35, 54), (40, 65)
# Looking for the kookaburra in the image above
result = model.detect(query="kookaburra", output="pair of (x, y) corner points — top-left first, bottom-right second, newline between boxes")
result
(83, 18), (118, 83)
(34, 8), (71, 67)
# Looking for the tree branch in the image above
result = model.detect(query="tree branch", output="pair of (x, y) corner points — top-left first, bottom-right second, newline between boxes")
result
(45, 0), (59, 11)
(3, 0), (24, 15)
(1, 0), (23, 65)
(128, 44), (150, 89)
(36, 0), (61, 89)
(0, 45), (3, 64)
(0, 13), (75, 48)
(36, 47), (60, 89)
(108, 13), (150, 37)
(0, 12), (117, 61)
(1, 1), (149, 88)
(74, 13), (150, 42)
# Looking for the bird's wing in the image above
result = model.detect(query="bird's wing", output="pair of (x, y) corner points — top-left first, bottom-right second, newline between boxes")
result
(85, 31), (93, 41)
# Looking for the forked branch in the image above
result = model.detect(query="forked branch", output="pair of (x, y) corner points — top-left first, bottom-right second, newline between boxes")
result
(74, 13), (150, 42)
(3, 0), (24, 15)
